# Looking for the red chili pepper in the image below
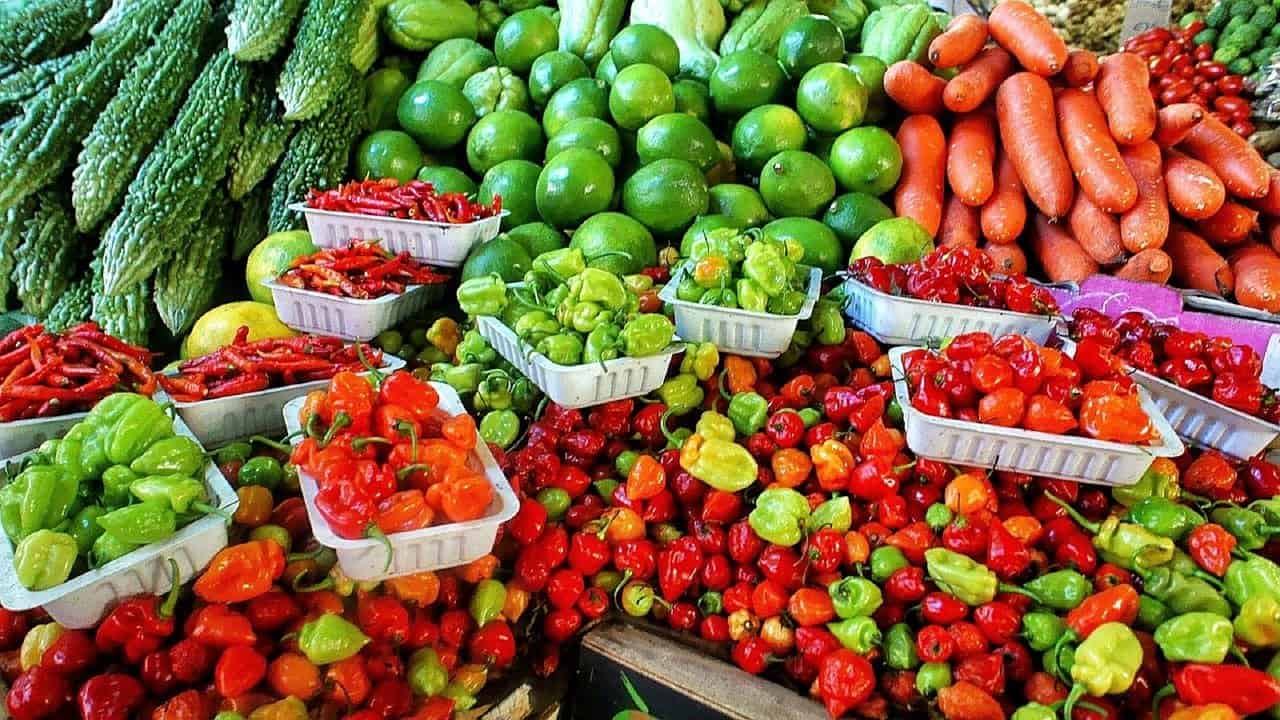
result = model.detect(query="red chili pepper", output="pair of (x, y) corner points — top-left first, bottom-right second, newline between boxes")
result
(1173, 664), (1280, 714)
(95, 574), (180, 664)
(468, 620), (516, 669)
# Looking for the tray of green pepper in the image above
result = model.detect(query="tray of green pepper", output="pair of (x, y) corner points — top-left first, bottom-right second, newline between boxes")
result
(0, 393), (238, 628)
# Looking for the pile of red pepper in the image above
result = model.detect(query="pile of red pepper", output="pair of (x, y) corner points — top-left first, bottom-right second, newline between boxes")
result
(0, 322), (157, 422)
(848, 247), (1059, 316)
(158, 329), (383, 402)
(1123, 23), (1253, 136)
(305, 179), (501, 224)
(278, 241), (450, 300)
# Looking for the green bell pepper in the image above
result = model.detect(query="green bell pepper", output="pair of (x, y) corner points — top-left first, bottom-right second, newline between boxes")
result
(408, 647), (448, 696)
(1128, 496), (1204, 541)
(656, 374), (704, 416)
(624, 274), (654, 294)
(1234, 594), (1280, 648)
(91, 531), (139, 567)
(1211, 505), (1280, 551)
(742, 241), (788, 296)
(1022, 612), (1067, 652)
(685, 228), (746, 263)
(96, 502), (177, 545)
(829, 576), (882, 619)
(620, 314), (675, 357)
(68, 505), (105, 555)
(807, 496), (852, 533)
(1024, 569), (1091, 611)
(884, 622), (919, 670)
(925, 503), (954, 531)
(101, 465), (138, 509)
(1154, 612), (1234, 662)
(727, 392), (767, 436)
(584, 325), (622, 364)
(13, 529), (77, 590)
(747, 488), (809, 546)
(479, 410), (520, 448)
(828, 617), (881, 653)
(129, 436), (204, 477)
(457, 274), (509, 316)
(214, 442), (253, 466)
(441, 683), (476, 710)
(535, 332), (584, 365)
(0, 464), (78, 542)
(129, 475), (211, 514)
(510, 377), (538, 414)
(105, 398), (173, 466)
(470, 579), (507, 626)
(679, 342), (719, 381)
(298, 613), (371, 665)
(736, 278), (768, 313)
(615, 450), (640, 478)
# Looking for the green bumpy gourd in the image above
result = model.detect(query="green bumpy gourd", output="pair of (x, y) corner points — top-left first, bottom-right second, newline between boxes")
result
(0, 0), (108, 65)
(226, 0), (305, 61)
(0, 55), (74, 111)
(228, 71), (295, 201)
(89, 251), (152, 346)
(13, 191), (79, 316)
(154, 191), (229, 335)
(277, 0), (367, 120)
(43, 274), (92, 332)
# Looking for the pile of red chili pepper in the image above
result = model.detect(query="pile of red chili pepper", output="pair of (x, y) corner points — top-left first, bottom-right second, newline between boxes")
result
(158, 328), (383, 402)
(1123, 23), (1253, 136)
(277, 241), (451, 300)
(902, 331), (1159, 443)
(305, 179), (502, 224)
(0, 322), (157, 422)
(848, 247), (1060, 317)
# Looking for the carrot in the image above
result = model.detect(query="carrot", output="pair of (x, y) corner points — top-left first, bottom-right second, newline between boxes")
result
(1181, 115), (1271, 199)
(894, 114), (948, 237)
(1153, 103), (1205, 147)
(996, 73), (1074, 218)
(884, 61), (947, 114)
(1061, 49), (1099, 87)
(1196, 200), (1260, 246)
(1095, 53), (1157, 145)
(929, 14), (989, 68)
(988, 0), (1068, 76)
(1029, 213), (1099, 283)
(984, 241), (1028, 274)
(943, 46), (1016, 113)
(947, 112), (997, 207)
(1230, 244), (1280, 311)
(1254, 170), (1280, 216)
(980, 149), (1028, 244)
(1056, 88), (1138, 213)
(940, 194), (981, 247)
(1165, 226), (1234, 295)
(1164, 149), (1227, 220)
(1119, 140), (1170, 253)
(1114, 249), (1174, 284)
(1067, 192), (1125, 265)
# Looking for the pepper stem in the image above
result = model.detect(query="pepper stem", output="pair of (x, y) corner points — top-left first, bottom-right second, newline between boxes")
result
(292, 573), (334, 593)
(351, 436), (393, 453)
(366, 524), (394, 573)
(396, 463), (431, 482)
(160, 558), (181, 618)
(658, 408), (683, 448)
(997, 583), (1042, 604)
(192, 502), (231, 523)
(1151, 683), (1175, 719)
(320, 412), (352, 448)
(1043, 492), (1100, 533)
(249, 434), (294, 452)
(355, 342), (385, 388)
(305, 413), (326, 441)
(1048, 630), (1079, 685)
(1229, 642), (1250, 665)
(718, 369), (732, 402)
(1062, 682), (1087, 720)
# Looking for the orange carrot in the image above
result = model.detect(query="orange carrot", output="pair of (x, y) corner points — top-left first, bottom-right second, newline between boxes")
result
(1114, 248), (1174, 283)
(984, 241), (1028, 274)
(1197, 201), (1260, 246)
(1030, 213), (1099, 283)
(1230, 244), (1280, 311)
(894, 114), (948, 237)
(1056, 88), (1138, 213)
(988, 0), (1068, 76)
(1181, 116), (1271, 199)
(1165, 226), (1234, 295)
(940, 194), (981, 247)
(1119, 140), (1170, 253)
(1095, 53), (1157, 145)
(1153, 103), (1205, 147)
(1067, 192), (1125, 265)
(884, 61), (947, 114)
(1164, 149), (1227, 220)
(996, 72), (1074, 218)
(929, 14), (989, 68)
(947, 112), (997, 207)
(1061, 49), (1099, 87)
(943, 46), (1016, 113)
(981, 149), (1028, 244)
(1254, 170), (1280, 216)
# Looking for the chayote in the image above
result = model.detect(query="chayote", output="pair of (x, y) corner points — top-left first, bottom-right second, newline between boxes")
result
(719, 0), (808, 55)
(809, 0), (870, 45)
(382, 0), (478, 52)
(559, 0), (628, 66)
(418, 38), (497, 87)
(477, 0), (507, 41)
(499, 0), (543, 10)
(463, 66), (531, 117)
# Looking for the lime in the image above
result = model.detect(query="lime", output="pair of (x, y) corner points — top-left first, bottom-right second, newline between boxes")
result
(354, 130), (424, 182)
(824, 192), (894, 252)
(622, 158), (709, 235)
(245, 231), (316, 305)
(636, 113), (719, 172)
(846, 53), (890, 123)
(759, 150), (835, 218)
(710, 50), (785, 116)
(829, 126), (902, 196)
(777, 15), (845, 78)
(479, 159), (541, 229)
(416, 165), (477, 196)
(183, 302), (296, 360)
(609, 64), (675, 131)
(493, 9), (558, 74)
(679, 215), (742, 256)
(708, 183), (770, 227)
(466, 109), (543, 175)
(542, 78), (609, 137)
(460, 234), (533, 282)
(851, 217), (935, 264)
(537, 148), (615, 229)
(507, 222), (567, 257)
(762, 217), (841, 273)
(796, 63), (868, 135)
(397, 80), (476, 150)
(731, 104), (806, 174)
(528, 51), (590, 106)
(570, 213), (657, 274)
(610, 24), (681, 77)
(545, 117), (622, 168)
(673, 79), (712, 125)
(417, 38), (496, 88)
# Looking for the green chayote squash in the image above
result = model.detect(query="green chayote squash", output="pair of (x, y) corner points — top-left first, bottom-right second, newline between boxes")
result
(809, 0), (869, 45)
(559, 0), (628, 66)
(859, 3), (943, 66)
(382, 0), (477, 51)
(630, 0), (726, 80)
(418, 38), (497, 87)
(477, 1), (507, 40)
(719, 0), (807, 55)
(463, 66), (531, 117)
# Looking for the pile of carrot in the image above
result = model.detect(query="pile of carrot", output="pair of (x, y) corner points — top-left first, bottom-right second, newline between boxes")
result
(882, 1), (1280, 312)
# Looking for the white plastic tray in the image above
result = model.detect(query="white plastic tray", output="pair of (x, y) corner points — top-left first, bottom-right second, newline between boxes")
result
(172, 353), (405, 447)
(290, 203), (503, 267)
(889, 346), (1184, 487)
(475, 315), (680, 410)
(266, 279), (442, 341)
(0, 411), (88, 458)
(658, 266), (822, 358)
(842, 276), (1058, 346)
(0, 411), (238, 628)
(1129, 368), (1280, 460)
(283, 384), (518, 581)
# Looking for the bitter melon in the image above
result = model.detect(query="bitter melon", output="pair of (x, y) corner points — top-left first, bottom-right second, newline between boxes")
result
(99, 49), (248, 295)
(232, 183), (269, 260)
(351, 0), (382, 73)
(72, 0), (212, 231)
(12, 192), (81, 316)
(228, 70), (293, 200)
(44, 273), (92, 332)
(0, 196), (36, 310)
(0, 55), (74, 113)
(277, 0), (367, 120)
(0, 0), (109, 65)
(226, 0), (304, 61)
(90, 251), (151, 346)
(154, 190), (229, 334)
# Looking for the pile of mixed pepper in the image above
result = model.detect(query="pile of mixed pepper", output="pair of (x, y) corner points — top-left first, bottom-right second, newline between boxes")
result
(304, 179), (501, 224)
(670, 227), (812, 315)
(276, 241), (450, 300)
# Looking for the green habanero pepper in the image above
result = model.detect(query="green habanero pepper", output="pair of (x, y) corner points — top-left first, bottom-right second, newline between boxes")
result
(812, 295), (847, 346)
(68, 505), (106, 555)
(456, 274), (509, 316)
(298, 613), (371, 665)
(925, 547), (1037, 606)
(1011, 703), (1058, 720)
(13, 529), (77, 590)
(687, 228), (746, 263)
(510, 376), (538, 414)
(214, 441), (253, 466)
(239, 456), (284, 490)
(742, 241), (787, 296)
(624, 274), (654, 294)
(456, 330), (497, 365)
(1022, 612), (1067, 652)
(1137, 595), (1172, 630)
(692, 255), (731, 289)
(129, 436), (204, 477)
(727, 392), (768, 436)
(514, 311), (561, 345)
(768, 289), (807, 316)
(91, 531), (139, 567)
(129, 475), (213, 514)
(1225, 554), (1280, 607)
(1133, 562), (1232, 617)
(409, 647), (448, 696)
(807, 496), (852, 533)
(1127, 496), (1205, 541)
(679, 432), (757, 492)
(1211, 505), (1280, 551)
(1235, 594), (1280, 648)
(577, 267), (628, 311)
(1154, 612), (1234, 662)
(1251, 497), (1280, 525)
(96, 502), (177, 545)
(1044, 644), (1074, 681)
(535, 333), (584, 365)
(696, 411), (735, 442)
(53, 424), (90, 483)
(916, 662), (952, 696)
(6, 465), (78, 541)
(736, 278), (769, 313)
(884, 623), (919, 670)
(583, 325), (622, 364)
(698, 287), (737, 308)
(431, 363), (484, 395)
(105, 398), (173, 466)
(829, 576), (883, 619)
(531, 247), (586, 280)
(675, 274), (704, 303)
(615, 450), (640, 478)
(479, 410), (520, 448)
(828, 616), (880, 653)
(568, 301), (611, 334)
(476, 373), (513, 411)
(620, 314), (675, 358)
(1112, 458), (1180, 507)
(925, 503), (954, 531)
(100, 465), (137, 509)
(470, 579), (507, 626)
(679, 342), (719, 381)
(748, 488), (810, 546)
(1064, 622), (1141, 717)
(656, 374), (704, 416)
(870, 546), (908, 582)
(1024, 569), (1092, 611)
(797, 407), (821, 427)
(1047, 492), (1175, 570)
(441, 683), (476, 710)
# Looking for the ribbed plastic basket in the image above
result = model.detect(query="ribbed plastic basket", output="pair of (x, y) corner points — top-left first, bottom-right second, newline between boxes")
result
(291, 203), (503, 267)
(1131, 369), (1280, 460)
(266, 279), (442, 341)
(658, 266), (822, 358)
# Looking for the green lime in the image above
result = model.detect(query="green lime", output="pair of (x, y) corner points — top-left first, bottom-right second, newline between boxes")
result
(417, 38), (496, 88)
(479, 158), (542, 229)
(570, 212), (657, 274)
(542, 77), (609, 137)
(673, 79), (712, 125)
(397, 80), (476, 150)
(354, 130), (424, 182)
(846, 53), (890, 123)
(537, 148), (616, 228)
(528, 51), (590, 106)
(507, 222), (567, 257)
(462, 66), (530, 117)
(610, 24), (681, 77)
(545, 117), (622, 168)
(708, 183), (770, 227)
(636, 113), (719, 172)
(622, 158), (709, 235)
(763, 217), (842, 273)
(461, 234), (533, 282)
(245, 231), (316, 305)
(466, 109), (543, 175)
(609, 64), (675, 131)
(417, 165), (477, 196)
(595, 51), (619, 84)
(851, 217), (935, 264)
(710, 50), (785, 117)
(796, 62), (868, 135)
(829, 126), (902, 196)
(731, 104), (806, 174)
(759, 150), (835, 218)
(824, 192), (894, 252)
(493, 9), (558, 74)
(679, 215), (742, 256)
(777, 15), (845, 78)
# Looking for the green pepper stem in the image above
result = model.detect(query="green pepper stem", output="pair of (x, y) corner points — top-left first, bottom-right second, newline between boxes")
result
(352, 436), (393, 452)
(305, 413), (326, 441)
(192, 502), (231, 523)
(249, 435), (294, 452)
(320, 412), (352, 448)
(292, 572), (334, 593)
(997, 583), (1042, 604)
(718, 369), (732, 402)
(366, 524), (394, 573)
(1062, 682), (1087, 720)
(1191, 569), (1226, 589)
(396, 463), (431, 482)
(1229, 643), (1249, 665)
(1049, 630), (1079, 685)
(658, 408), (683, 448)
(1044, 492), (1100, 533)
(1151, 683), (1175, 719)
(355, 342), (385, 388)
(160, 557), (181, 618)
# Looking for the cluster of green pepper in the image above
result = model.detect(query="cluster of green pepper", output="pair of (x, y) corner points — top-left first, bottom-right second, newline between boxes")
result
(457, 247), (676, 366)
(429, 327), (541, 450)
(372, 315), (462, 370)
(1, 393), (218, 591)
(672, 227), (812, 315)
(777, 285), (849, 368)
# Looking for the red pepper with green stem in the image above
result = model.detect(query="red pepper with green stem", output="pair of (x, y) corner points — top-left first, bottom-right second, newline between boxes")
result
(95, 558), (181, 663)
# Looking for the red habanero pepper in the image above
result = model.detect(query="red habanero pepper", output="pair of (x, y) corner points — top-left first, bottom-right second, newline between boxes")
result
(657, 536), (703, 602)
(378, 371), (438, 423)
(1172, 663), (1280, 715)
(985, 520), (1031, 580)
(96, 562), (181, 663)
(75, 673), (144, 720)
(468, 620), (516, 669)
(1212, 372), (1267, 415)
(357, 594), (411, 645)
(1065, 584), (1140, 639)
(818, 649), (875, 718)
(189, 604), (257, 647)
(214, 645), (267, 699)
(1186, 522), (1236, 577)
(40, 630), (97, 674)
(633, 403), (668, 447)
(193, 540), (286, 604)
(6, 666), (72, 720)
(326, 371), (376, 433)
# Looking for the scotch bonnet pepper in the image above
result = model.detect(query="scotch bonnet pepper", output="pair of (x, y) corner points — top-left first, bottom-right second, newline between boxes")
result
(1236, 594), (1280, 648)
(456, 274), (508, 316)
(748, 488), (810, 546)
(1048, 492), (1175, 569)
(298, 613), (370, 665)
(1154, 612), (1235, 662)
(14, 529), (77, 589)
(829, 577), (882, 619)
(681, 432), (758, 493)
(924, 548), (1038, 606)
(727, 392), (768, 436)
(1064, 622), (1142, 718)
